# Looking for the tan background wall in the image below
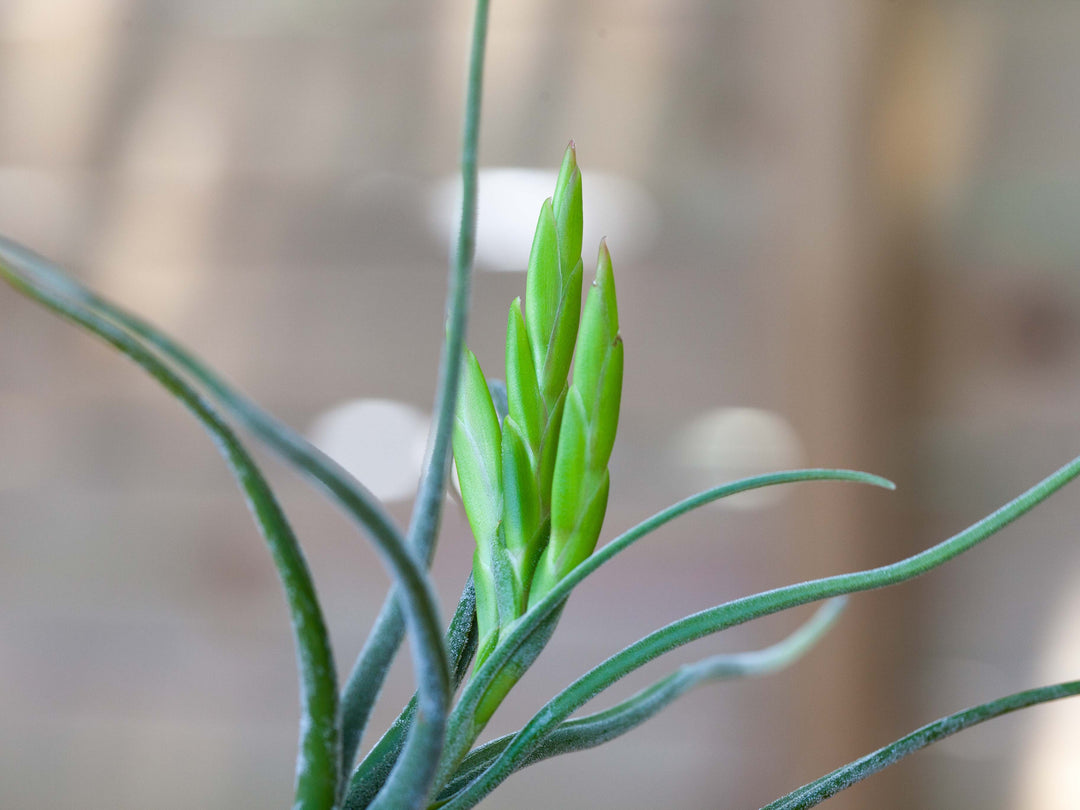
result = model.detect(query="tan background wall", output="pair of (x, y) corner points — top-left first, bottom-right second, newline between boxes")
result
(2, 2), (1080, 808)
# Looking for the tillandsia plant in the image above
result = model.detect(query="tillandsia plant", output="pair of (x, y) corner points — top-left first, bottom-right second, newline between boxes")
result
(2, 1), (1080, 808)
(452, 142), (621, 669)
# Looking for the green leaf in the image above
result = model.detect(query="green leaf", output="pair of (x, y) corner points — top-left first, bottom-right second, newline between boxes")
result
(0, 229), (420, 772)
(505, 299), (542, 453)
(369, 3), (494, 803)
(437, 599), (846, 804)
(760, 679), (1080, 810)
(436, 469), (894, 793)
(344, 579), (478, 809)
(0, 244), (342, 810)
(440, 452), (1080, 809)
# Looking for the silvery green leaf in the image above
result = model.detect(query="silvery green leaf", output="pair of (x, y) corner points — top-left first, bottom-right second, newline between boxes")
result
(437, 600), (846, 804)
(442, 469), (895, 794)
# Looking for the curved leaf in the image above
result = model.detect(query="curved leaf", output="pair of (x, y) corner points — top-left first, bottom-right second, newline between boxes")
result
(0, 251), (340, 809)
(760, 679), (1080, 810)
(0, 232), (442, 772)
(438, 598), (846, 804)
(342, 579), (478, 810)
(434, 469), (895, 792)
(439, 454), (1080, 807)
(0, 233), (450, 791)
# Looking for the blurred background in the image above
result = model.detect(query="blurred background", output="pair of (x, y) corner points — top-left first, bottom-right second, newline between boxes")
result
(2, 1), (1080, 808)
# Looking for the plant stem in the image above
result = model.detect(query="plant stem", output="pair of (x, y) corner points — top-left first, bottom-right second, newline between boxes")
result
(363, 1), (491, 807)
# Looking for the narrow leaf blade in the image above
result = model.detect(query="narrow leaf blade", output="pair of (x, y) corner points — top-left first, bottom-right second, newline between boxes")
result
(438, 599), (847, 804)
(760, 680), (1080, 810)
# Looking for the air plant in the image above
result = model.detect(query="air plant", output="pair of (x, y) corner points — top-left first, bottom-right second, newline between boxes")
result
(1, 1), (1079, 808)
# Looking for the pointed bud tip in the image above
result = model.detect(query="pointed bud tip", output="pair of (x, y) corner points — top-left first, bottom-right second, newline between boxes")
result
(596, 239), (613, 277)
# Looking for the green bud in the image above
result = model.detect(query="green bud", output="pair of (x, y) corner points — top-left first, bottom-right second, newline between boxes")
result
(455, 149), (624, 674)
(539, 259), (582, 409)
(529, 469), (609, 607)
(471, 547), (500, 666)
(552, 141), (576, 219)
(573, 240), (619, 411)
(501, 416), (541, 607)
(552, 142), (583, 280)
(549, 387), (589, 540)
(453, 348), (502, 544)
(452, 347), (503, 660)
(537, 385), (566, 515)
(590, 337), (623, 471)
(526, 240), (623, 604)
(506, 299), (542, 455)
(525, 199), (561, 378)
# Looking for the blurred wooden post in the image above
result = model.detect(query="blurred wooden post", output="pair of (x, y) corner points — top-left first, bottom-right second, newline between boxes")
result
(754, 2), (980, 807)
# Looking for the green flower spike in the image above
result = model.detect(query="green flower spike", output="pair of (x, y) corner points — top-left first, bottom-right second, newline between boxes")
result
(454, 143), (595, 665)
(504, 143), (585, 601)
(529, 239), (622, 606)
(524, 143), (584, 426)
